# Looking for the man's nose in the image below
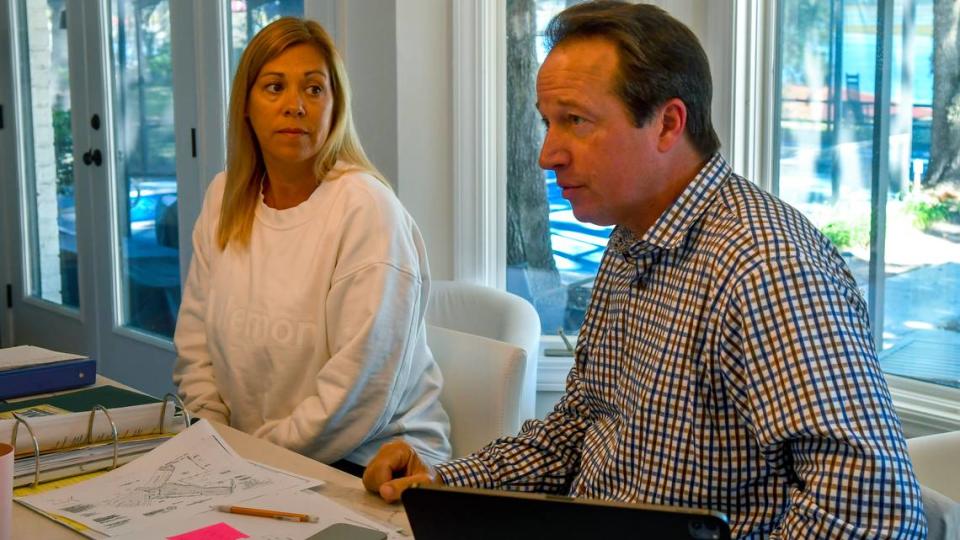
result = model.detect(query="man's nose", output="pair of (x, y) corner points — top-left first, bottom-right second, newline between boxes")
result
(539, 130), (569, 171)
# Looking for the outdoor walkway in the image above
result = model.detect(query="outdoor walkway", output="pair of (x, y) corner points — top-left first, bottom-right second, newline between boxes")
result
(879, 262), (960, 389)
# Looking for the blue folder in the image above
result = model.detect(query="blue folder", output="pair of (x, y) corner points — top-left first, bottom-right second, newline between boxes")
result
(0, 357), (97, 400)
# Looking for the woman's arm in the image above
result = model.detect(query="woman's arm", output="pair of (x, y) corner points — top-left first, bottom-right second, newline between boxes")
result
(172, 177), (229, 424)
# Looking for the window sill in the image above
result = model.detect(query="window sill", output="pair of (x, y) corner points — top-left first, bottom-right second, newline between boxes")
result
(886, 375), (960, 437)
(537, 335), (573, 393)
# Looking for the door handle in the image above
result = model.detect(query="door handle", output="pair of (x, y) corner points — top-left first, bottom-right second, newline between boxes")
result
(82, 149), (103, 167)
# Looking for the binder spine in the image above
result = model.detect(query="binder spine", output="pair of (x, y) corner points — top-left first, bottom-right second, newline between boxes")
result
(0, 358), (97, 400)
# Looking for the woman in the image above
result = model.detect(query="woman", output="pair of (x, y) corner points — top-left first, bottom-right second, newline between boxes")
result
(173, 17), (451, 473)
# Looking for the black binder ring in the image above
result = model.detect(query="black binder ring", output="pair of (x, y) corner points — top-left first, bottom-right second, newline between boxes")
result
(86, 405), (120, 470)
(158, 393), (191, 433)
(10, 412), (41, 488)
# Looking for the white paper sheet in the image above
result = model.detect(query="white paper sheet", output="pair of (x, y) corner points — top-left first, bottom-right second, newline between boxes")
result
(0, 442), (13, 540)
(0, 345), (84, 371)
(16, 420), (322, 537)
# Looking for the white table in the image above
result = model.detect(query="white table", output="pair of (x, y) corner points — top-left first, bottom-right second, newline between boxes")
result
(9, 382), (410, 538)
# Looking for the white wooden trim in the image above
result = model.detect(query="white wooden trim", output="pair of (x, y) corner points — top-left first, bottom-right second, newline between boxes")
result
(728, 0), (757, 179)
(193, 0), (229, 192)
(887, 375), (960, 436)
(452, 0), (505, 288)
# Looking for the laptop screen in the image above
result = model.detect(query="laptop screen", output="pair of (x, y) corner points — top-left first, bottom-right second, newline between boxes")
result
(402, 485), (730, 540)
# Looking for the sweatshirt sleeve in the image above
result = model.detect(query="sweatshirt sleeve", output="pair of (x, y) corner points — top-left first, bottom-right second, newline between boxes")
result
(172, 176), (230, 424)
(251, 179), (429, 463)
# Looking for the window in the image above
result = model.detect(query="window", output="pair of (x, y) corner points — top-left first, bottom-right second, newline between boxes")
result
(774, 0), (960, 391)
(105, 0), (304, 338)
(228, 0), (304, 76)
(111, 0), (180, 337)
(504, 0), (605, 335)
(17, 0), (78, 309)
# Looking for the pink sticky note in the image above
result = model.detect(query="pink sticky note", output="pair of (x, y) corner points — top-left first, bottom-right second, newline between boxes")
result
(167, 522), (250, 540)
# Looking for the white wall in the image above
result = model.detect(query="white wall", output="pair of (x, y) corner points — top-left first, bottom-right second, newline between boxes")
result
(395, 0), (453, 280)
(340, 0), (399, 188)
(651, 0), (735, 154)
(340, 0), (454, 280)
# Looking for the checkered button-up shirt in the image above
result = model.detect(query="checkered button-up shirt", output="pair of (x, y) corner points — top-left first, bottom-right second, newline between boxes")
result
(435, 154), (926, 538)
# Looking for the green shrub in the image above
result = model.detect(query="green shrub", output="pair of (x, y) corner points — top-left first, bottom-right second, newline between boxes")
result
(821, 222), (852, 249)
(904, 198), (958, 231)
(821, 217), (871, 251)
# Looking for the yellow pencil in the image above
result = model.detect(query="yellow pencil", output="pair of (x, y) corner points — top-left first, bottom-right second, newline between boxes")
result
(214, 504), (319, 523)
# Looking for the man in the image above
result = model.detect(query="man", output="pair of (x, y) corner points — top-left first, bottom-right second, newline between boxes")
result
(364, 2), (927, 537)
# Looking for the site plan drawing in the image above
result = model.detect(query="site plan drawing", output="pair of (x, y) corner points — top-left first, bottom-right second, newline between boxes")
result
(17, 419), (321, 537)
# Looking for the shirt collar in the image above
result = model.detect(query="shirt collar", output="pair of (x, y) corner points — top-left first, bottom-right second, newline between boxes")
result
(609, 153), (732, 257)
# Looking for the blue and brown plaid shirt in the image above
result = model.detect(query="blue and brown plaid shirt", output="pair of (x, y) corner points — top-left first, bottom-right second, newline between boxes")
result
(436, 154), (926, 538)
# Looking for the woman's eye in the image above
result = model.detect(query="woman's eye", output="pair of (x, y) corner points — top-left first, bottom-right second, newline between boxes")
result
(265, 82), (282, 93)
(307, 85), (324, 96)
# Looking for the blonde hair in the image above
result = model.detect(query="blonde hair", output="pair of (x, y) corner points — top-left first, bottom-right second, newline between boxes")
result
(218, 17), (386, 250)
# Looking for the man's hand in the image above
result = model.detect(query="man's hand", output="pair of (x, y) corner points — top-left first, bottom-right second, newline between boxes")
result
(362, 440), (443, 503)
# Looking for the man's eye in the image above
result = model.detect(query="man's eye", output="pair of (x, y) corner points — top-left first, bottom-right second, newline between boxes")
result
(569, 115), (585, 125)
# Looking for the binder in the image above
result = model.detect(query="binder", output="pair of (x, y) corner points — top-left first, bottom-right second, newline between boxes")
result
(0, 346), (97, 400)
(4, 393), (190, 488)
(0, 357), (97, 400)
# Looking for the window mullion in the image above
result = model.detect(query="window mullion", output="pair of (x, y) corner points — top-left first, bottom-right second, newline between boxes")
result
(867, 0), (894, 349)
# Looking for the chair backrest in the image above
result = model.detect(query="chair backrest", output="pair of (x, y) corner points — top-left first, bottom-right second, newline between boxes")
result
(907, 431), (960, 540)
(426, 280), (541, 422)
(908, 430), (960, 501)
(426, 324), (526, 458)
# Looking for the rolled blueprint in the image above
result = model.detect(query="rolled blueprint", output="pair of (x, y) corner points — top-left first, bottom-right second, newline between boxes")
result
(0, 442), (12, 540)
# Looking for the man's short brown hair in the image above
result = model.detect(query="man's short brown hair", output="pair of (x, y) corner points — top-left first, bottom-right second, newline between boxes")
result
(545, 1), (721, 157)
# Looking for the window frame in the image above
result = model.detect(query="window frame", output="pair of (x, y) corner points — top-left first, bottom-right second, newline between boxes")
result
(452, 0), (506, 288)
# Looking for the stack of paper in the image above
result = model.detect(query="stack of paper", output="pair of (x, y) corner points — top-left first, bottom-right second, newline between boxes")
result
(16, 420), (401, 539)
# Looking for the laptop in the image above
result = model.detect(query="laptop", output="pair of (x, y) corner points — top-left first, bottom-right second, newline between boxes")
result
(402, 484), (731, 540)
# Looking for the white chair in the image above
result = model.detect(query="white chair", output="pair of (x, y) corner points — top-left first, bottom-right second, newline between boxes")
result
(907, 430), (960, 539)
(426, 324), (526, 458)
(908, 430), (960, 501)
(426, 280), (541, 422)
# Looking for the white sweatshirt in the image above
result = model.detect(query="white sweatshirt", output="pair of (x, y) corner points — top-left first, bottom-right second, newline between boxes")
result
(173, 165), (451, 465)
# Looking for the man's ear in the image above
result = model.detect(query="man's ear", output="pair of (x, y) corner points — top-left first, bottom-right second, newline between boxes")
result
(657, 98), (688, 152)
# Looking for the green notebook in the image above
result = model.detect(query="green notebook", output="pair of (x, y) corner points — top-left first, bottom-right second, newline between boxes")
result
(0, 385), (158, 413)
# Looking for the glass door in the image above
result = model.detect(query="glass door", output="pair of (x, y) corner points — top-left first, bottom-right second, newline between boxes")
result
(82, 0), (182, 393)
(3, 0), (88, 354)
(108, 0), (181, 338)
(1, 0), (313, 394)
(1, 0), (186, 395)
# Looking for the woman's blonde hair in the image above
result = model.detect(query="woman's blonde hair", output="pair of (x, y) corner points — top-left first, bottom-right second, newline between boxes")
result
(218, 17), (385, 250)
